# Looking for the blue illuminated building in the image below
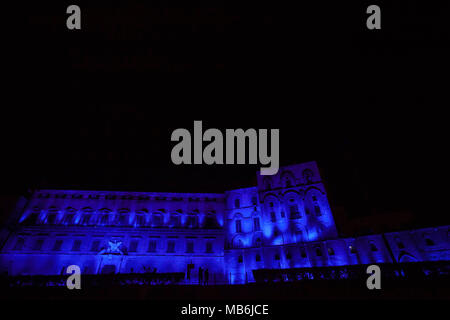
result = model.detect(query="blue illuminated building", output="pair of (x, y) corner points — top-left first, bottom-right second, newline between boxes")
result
(0, 161), (449, 284)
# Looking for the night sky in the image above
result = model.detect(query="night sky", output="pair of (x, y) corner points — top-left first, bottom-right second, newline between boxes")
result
(1, 1), (449, 229)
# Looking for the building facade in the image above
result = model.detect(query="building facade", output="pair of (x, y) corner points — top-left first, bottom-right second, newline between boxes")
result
(0, 161), (449, 284)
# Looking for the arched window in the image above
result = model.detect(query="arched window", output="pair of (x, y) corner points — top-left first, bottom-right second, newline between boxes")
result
(234, 238), (243, 248)
(234, 198), (240, 208)
(235, 219), (242, 233)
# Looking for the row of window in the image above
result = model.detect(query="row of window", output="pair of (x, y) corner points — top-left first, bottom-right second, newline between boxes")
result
(12, 238), (215, 254)
(37, 193), (222, 202)
(233, 204), (322, 234)
(262, 169), (315, 191)
(233, 197), (258, 209)
(236, 243), (374, 263)
(235, 218), (261, 233)
(22, 212), (219, 229)
(269, 202), (321, 223)
(395, 236), (435, 248)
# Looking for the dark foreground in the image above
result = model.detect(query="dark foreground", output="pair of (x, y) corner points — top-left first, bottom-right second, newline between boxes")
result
(1, 278), (449, 300)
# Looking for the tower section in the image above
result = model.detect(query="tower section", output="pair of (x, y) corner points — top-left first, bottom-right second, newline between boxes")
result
(256, 161), (338, 245)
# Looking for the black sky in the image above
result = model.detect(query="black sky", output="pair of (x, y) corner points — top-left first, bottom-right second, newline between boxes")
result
(2, 1), (449, 227)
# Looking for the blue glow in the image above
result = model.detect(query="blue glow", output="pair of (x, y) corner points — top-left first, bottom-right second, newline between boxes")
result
(1, 162), (449, 284)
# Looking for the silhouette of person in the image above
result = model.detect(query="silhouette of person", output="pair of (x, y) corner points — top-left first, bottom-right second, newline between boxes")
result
(204, 269), (209, 285)
(198, 267), (203, 285)
(187, 264), (191, 281)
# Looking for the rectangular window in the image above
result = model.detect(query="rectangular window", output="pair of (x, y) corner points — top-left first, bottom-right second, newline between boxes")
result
(24, 213), (39, 225)
(235, 220), (242, 233)
(90, 240), (100, 252)
(153, 215), (163, 227)
(169, 215), (180, 227)
(253, 218), (260, 231)
(13, 238), (25, 250)
(72, 240), (82, 251)
(63, 214), (74, 225)
(186, 240), (194, 253)
(167, 240), (175, 253)
(316, 247), (322, 256)
(100, 215), (109, 225)
(270, 212), (276, 222)
(136, 215), (145, 226)
(300, 249), (307, 258)
(147, 240), (157, 252)
(52, 240), (63, 251)
(187, 216), (198, 228)
(206, 241), (213, 253)
(119, 214), (128, 225)
(33, 239), (44, 251)
(81, 214), (91, 225)
(47, 214), (56, 225)
(129, 240), (138, 252)
(314, 205), (321, 216)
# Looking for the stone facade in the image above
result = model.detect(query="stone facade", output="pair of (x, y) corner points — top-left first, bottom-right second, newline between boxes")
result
(0, 161), (449, 284)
